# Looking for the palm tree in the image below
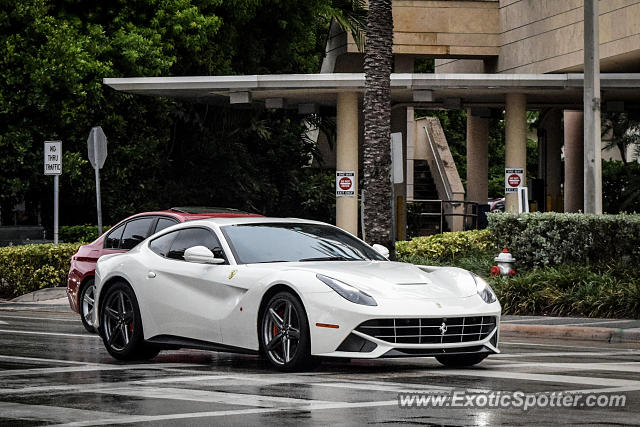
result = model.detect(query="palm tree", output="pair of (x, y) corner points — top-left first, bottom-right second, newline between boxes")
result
(362, 0), (394, 249)
(323, 0), (368, 52)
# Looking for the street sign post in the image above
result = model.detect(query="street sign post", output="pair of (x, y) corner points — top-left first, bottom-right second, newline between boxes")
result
(44, 141), (62, 244)
(87, 127), (108, 235)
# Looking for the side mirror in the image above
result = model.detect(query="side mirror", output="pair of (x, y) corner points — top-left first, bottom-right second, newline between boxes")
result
(184, 246), (225, 264)
(372, 244), (390, 259)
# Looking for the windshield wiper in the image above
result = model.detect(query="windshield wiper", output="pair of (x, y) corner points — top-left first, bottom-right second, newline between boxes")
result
(298, 256), (358, 262)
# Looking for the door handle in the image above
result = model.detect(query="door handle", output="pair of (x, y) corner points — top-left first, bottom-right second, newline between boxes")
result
(147, 271), (156, 278)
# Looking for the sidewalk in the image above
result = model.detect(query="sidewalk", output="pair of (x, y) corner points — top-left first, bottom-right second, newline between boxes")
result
(0, 287), (72, 312)
(500, 315), (640, 344)
(1, 288), (639, 343)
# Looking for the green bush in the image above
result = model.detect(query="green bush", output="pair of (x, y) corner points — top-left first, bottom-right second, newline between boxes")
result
(396, 229), (493, 262)
(0, 243), (81, 298)
(488, 212), (640, 269)
(60, 225), (110, 243)
(490, 264), (640, 318)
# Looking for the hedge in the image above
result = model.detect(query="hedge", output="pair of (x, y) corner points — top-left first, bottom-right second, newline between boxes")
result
(395, 229), (493, 261)
(0, 243), (81, 298)
(488, 212), (640, 269)
(60, 224), (110, 243)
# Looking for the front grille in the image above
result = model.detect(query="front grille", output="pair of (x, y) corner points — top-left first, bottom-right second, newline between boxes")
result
(355, 316), (497, 344)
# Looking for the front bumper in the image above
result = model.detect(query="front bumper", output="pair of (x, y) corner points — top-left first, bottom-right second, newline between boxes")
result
(304, 291), (501, 359)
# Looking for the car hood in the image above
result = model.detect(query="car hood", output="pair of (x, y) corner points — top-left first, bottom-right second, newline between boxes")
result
(283, 261), (478, 299)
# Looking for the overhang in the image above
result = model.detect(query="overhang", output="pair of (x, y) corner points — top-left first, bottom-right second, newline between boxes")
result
(104, 73), (640, 110)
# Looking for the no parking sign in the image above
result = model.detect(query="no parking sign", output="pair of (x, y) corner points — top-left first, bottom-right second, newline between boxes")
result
(505, 168), (524, 193)
(336, 171), (355, 197)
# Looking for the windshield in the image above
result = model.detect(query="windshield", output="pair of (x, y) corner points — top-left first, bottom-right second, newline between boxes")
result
(221, 223), (386, 264)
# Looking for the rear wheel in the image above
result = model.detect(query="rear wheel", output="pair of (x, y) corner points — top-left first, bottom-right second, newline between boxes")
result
(435, 353), (487, 367)
(260, 292), (312, 371)
(99, 282), (159, 361)
(79, 278), (96, 333)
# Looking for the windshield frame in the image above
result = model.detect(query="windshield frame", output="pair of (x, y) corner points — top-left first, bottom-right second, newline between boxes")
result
(220, 222), (386, 265)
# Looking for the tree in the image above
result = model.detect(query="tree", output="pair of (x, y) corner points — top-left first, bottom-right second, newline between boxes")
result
(362, 0), (393, 248)
(602, 112), (640, 164)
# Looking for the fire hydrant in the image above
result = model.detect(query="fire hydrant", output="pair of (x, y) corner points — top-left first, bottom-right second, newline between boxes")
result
(491, 248), (516, 277)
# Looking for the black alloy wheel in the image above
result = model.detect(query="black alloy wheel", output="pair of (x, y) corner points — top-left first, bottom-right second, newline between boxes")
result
(100, 282), (159, 361)
(260, 292), (312, 371)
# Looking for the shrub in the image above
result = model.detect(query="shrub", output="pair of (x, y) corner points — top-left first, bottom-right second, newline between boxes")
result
(490, 264), (640, 318)
(0, 243), (81, 298)
(488, 212), (640, 269)
(396, 229), (493, 262)
(60, 224), (109, 243)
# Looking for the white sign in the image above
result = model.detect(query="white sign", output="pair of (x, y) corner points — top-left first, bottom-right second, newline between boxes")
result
(44, 141), (62, 175)
(390, 132), (403, 184)
(336, 171), (355, 197)
(505, 168), (524, 193)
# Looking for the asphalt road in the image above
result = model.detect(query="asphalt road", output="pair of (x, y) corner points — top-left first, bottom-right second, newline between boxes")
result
(1, 306), (639, 426)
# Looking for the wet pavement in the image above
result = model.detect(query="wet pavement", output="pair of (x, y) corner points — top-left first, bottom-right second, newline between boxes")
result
(1, 306), (639, 426)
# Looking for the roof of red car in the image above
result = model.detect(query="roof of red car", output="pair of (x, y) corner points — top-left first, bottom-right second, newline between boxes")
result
(126, 207), (262, 222)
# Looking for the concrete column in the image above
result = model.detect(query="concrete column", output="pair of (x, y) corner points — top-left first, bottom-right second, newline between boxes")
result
(336, 92), (359, 235)
(538, 109), (563, 212)
(564, 110), (584, 213)
(466, 109), (489, 204)
(583, 0), (602, 214)
(504, 93), (527, 213)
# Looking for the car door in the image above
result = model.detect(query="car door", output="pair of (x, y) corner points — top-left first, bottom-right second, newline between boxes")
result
(141, 227), (238, 344)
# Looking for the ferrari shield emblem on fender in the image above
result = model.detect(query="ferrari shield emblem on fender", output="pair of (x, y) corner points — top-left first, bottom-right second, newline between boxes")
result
(435, 302), (442, 308)
(228, 269), (238, 279)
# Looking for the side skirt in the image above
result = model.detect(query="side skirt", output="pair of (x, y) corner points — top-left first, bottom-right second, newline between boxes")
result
(147, 335), (259, 355)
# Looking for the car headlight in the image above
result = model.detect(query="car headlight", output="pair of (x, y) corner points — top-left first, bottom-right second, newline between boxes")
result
(472, 273), (497, 304)
(316, 274), (377, 306)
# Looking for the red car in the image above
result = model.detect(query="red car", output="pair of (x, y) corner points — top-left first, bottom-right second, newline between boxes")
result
(67, 207), (261, 332)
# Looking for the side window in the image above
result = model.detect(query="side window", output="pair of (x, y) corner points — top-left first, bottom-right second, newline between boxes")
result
(154, 217), (178, 233)
(167, 228), (226, 262)
(120, 217), (154, 250)
(104, 224), (125, 249)
(149, 231), (178, 257)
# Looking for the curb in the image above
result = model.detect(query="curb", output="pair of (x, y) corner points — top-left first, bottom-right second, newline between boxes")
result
(500, 323), (640, 344)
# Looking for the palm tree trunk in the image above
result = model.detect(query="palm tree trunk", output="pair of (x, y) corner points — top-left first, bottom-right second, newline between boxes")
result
(363, 0), (393, 249)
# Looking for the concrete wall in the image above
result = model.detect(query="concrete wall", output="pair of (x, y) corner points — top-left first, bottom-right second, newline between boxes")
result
(436, 0), (640, 74)
(393, 0), (499, 57)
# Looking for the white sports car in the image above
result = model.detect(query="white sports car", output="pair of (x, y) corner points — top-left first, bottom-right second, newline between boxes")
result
(92, 217), (501, 370)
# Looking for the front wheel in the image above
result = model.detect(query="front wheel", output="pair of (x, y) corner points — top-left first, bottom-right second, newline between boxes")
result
(260, 292), (312, 371)
(435, 353), (487, 367)
(99, 282), (159, 361)
(79, 278), (96, 333)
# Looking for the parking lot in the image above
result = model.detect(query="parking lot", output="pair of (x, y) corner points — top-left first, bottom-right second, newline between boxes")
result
(1, 305), (639, 426)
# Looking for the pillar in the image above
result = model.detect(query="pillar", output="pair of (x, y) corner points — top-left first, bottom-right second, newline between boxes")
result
(504, 93), (527, 213)
(336, 92), (359, 234)
(564, 110), (584, 213)
(540, 109), (563, 211)
(466, 109), (489, 204)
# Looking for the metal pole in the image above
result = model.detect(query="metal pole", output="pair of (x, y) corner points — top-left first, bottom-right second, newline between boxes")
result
(95, 166), (103, 236)
(584, 0), (602, 214)
(53, 175), (59, 244)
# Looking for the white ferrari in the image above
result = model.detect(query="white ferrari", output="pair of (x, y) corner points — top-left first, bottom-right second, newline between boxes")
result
(92, 217), (501, 370)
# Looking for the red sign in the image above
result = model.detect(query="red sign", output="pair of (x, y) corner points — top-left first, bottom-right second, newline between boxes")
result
(507, 174), (521, 188)
(339, 177), (352, 190)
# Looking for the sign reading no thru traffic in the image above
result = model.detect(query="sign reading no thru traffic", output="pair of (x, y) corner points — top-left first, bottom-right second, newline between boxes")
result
(44, 141), (62, 175)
